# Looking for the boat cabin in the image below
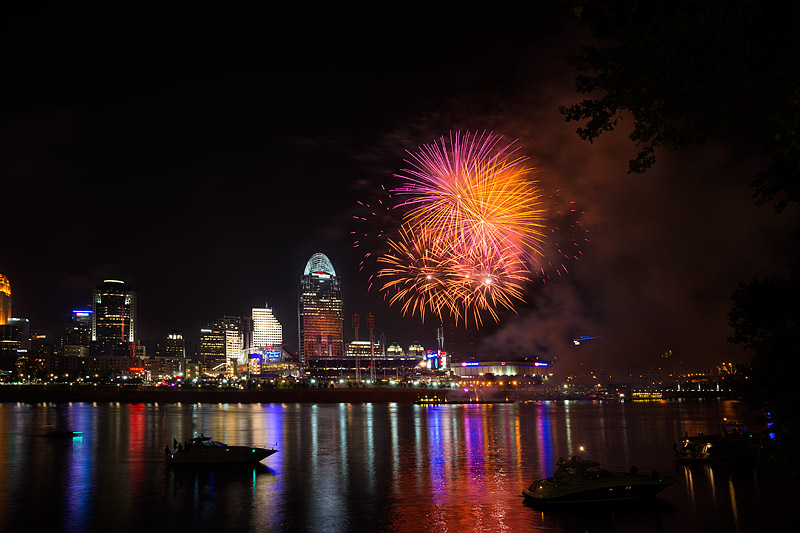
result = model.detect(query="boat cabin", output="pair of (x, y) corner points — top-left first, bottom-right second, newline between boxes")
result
(550, 457), (616, 484)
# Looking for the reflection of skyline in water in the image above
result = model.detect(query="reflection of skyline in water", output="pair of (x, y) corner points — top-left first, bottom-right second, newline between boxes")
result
(0, 400), (792, 532)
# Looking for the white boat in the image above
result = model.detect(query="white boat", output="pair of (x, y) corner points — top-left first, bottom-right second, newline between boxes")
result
(166, 436), (277, 464)
(522, 456), (675, 505)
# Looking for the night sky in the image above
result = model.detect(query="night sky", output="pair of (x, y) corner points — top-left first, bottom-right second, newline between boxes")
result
(2, 23), (797, 378)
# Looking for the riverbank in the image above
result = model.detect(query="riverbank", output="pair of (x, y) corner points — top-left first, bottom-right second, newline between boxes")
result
(0, 385), (737, 404)
(0, 384), (447, 404)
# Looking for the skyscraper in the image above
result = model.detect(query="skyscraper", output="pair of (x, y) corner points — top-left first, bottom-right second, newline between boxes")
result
(298, 253), (344, 364)
(199, 327), (225, 374)
(0, 274), (10, 325)
(252, 305), (282, 350)
(199, 316), (244, 377)
(65, 309), (93, 347)
(165, 331), (186, 358)
(92, 279), (136, 356)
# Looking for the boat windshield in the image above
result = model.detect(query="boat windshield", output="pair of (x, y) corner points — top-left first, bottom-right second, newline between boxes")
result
(552, 466), (578, 482)
(582, 466), (615, 480)
(197, 440), (226, 447)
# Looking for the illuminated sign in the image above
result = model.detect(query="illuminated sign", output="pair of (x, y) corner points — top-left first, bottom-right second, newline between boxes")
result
(534, 362), (548, 367)
(461, 362), (479, 366)
(129, 367), (145, 372)
(72, 310), (93, 316)
(265, 349), (281, 360)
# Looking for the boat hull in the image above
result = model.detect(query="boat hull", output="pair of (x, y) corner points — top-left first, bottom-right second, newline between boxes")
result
(42, 431), (83, 438)
(523, 479), (673, 505)
(676, 435), (757, 462)
(167, 446), (277, 464)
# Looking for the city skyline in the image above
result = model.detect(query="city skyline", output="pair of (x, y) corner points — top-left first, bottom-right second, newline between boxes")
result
(0, 268), (436, 361)
(2, 28), (798, 377)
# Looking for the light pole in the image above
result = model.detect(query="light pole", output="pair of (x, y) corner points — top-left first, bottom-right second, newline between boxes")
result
(368, 312), (375, 383)
(352, 313), (360, 382)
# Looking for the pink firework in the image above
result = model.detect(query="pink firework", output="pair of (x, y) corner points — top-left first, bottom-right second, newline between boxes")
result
(376, 130), (547, 327)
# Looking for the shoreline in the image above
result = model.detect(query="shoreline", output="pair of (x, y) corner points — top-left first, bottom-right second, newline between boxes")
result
(0, 385), (445, 404)
(0, 385), (736, 404)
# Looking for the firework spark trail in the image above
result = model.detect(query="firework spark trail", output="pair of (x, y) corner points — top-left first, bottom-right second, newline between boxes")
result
(377, 234), (530, 327)
(396, 131), (546, 261)
(377, 226), (457, 323)
(376, 130), (548, 327)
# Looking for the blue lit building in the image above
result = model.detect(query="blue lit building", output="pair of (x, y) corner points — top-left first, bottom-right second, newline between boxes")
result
(453, 359), (552, 378)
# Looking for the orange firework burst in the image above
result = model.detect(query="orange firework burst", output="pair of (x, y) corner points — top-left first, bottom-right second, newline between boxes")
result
(377, 130), (547, 327)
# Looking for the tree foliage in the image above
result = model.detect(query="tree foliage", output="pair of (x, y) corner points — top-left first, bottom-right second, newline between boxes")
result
(561, 2), (800, 456)
(560, 0), (800, 212)
(728, 268), (800, 446)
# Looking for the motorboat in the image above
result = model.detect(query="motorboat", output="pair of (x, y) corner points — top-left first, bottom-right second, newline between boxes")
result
(675, 420), (757, 461)
(166, 435), (277, 464)
(522, 455), (675, 505)
(42, 430), (83, 438)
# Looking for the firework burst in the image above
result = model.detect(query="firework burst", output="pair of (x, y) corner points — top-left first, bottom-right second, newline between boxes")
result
(376, 130), (548, 327)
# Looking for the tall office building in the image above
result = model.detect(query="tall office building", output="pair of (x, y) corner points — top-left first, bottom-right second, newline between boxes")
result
(199, 327), (226, 374)
(8, 318), (30, 351)
(242, 315), (254, 350)
(65, 309), (93, 348)
(165, 331), (186, 358)
(298, 253), (344, 364)
(92, 279), (136, 356)
(252, 305), (282, 350)
(0, 323), (23, 368)
(199, 316), (243, 377)
(0, 274), (10, 325)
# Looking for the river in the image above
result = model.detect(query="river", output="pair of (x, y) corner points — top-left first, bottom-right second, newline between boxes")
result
(0, 399), (794, 532)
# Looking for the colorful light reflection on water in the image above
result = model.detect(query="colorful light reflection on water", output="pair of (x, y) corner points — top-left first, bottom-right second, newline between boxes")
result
(0, 400), (794, 532)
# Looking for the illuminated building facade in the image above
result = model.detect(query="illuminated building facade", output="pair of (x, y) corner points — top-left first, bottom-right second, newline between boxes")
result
(453, 359), (551, 377)
(92, 280), (136, 356)
(245, 346), (295, 377)
(408, 342), (424, 357)
(345, 340), (381, 359)
(165, 331), (186, 358)
(200, 316), (243, 376)
(304, 339), (420, 379)
(387, 342), (405, 356)
(65, 309), (93, 349)
(220, 316), (243, 377)
(199, 327), (225, 374)
(0, 323), (23, 367)
(0, 274), (10, 325)
(298, 253), (344, 365)
(7, 318), (30, 351)
(252, 305), (282, 350)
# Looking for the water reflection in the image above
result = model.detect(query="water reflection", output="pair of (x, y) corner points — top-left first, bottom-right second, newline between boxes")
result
(0, 400), (794, 532)
(164, 463), (277, 530)
(674, 460), (773, 532)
